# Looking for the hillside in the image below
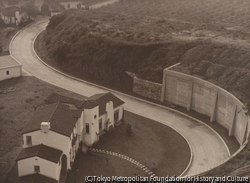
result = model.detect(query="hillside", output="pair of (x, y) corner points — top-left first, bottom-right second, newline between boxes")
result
(39, 0), (250, 103)
(34, 0), (250, 177)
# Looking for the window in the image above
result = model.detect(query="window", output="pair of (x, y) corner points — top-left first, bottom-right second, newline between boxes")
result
(34, 165), (40, 173)
(99, 119), (102, 130)
(26, 136), (32, 145)
(86, 123), (89, 134)
(114, 110), (119, 121)
(6, 71), (9, 75)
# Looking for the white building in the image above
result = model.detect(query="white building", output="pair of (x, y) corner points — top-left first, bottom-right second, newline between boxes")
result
(16, 144), (63, 181)
(17, 92), (125, 182)
(59, 0), (82, 10)
(0, 55), (22, 81)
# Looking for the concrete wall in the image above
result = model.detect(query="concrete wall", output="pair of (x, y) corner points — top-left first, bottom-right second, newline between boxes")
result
(17, 156), (61, 180)
(133, 76), (162, 101)
(23, 130), (71, 169)
(161, 69), (249, 145)
(82, 106), (99, 146)
(60, 1), (80, 9)
(0, 65), (22, 81)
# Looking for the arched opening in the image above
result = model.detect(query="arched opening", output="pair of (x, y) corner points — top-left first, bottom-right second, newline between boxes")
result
(61, 154), (67, 170)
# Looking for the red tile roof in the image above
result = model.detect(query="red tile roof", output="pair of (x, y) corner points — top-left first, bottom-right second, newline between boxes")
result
(1, 6), (22, 17)
(45, 92), (98, 109)
(22, 92), (124, 136)
(22, 103), (82, 137)
(16, 144), (63, 163)
(45, 92), (86, 107)
(88, 92), (125, 116)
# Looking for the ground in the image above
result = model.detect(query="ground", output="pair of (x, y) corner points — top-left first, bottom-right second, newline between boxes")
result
(0, 76), (85, 183)
(34, 0), (250, 177)
(0, 27), (20, 56)
(3, 0), (250, 179)
(1, 77), (190, 183)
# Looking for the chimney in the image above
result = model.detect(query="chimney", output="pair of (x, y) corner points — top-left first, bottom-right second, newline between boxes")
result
(106, 101), (114, 123)
(41, 122), (50, 133)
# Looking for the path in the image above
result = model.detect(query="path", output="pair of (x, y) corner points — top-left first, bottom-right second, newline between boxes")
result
(10, 17), (230, 176)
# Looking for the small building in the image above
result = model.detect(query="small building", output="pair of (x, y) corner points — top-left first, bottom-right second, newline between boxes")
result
(17, 92), (125, 182)
(1, 0), (45, 10)
(0, 55), (22, 81)
(16, 144), (63, 182)
(59, 0), (82, 10)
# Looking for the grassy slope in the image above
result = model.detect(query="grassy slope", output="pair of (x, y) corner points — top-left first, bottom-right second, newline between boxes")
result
(35, 0), (250, 177)
(0, 27), (20, 56)
(40, 0), (250, 108)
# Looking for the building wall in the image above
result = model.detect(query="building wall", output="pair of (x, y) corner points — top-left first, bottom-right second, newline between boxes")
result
(133, 76), (162, 101)
(99, 114), (107, 132)
(17, 156), (61, 180)
(114, 105), (124, 122)
(0, 65), (22, 81)
(60, 1), (80, 9)
(82, 106), (99, 146)
(161, 69), (249, 145)
(2, 0), (44, 11)
(69, 116), (83, 163)
(22, 130), (71, 169)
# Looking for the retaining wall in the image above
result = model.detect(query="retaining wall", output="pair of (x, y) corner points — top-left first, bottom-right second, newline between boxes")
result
(133, 76), (162, 101)
(161, 68), (249, 145)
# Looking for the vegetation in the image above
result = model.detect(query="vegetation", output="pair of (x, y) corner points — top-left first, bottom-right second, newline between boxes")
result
(39, 0), (250, 109)
(22, 1), (39, 16)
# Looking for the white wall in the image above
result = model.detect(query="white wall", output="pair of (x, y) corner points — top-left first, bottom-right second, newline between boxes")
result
(17, 156), (61, 180)
(99, 114), (107, 132)
(82, 106), (99, 146)
(60, 1), (80, 9)
(106, 101), (114, 128)
(0, 66), (22, 81)
(114, 105), (124, 122)
(23, 130), (71, 169)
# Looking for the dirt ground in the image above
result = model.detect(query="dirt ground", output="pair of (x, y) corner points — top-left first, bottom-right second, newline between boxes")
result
(0, 76), (85, 183)
(0, 27), (20, 56)
(1, 77), (190, 182)
(67, 110), (191, 183)
(34, 0), (250, 177)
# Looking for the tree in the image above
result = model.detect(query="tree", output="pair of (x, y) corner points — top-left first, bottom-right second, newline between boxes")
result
(0, 18), (5, 27)
(23, 2), (38, 16)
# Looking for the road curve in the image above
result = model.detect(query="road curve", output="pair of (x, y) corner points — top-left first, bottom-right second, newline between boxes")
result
(10, 18), (230, 176)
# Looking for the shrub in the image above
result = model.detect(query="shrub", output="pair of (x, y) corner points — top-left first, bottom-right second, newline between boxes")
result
(54, 42), (71, 62)
(46, 13), (67, 30)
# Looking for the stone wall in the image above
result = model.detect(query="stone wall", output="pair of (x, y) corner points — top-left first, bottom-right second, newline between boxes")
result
(133, 76), (162, 101)
(161, 69), (249, 145)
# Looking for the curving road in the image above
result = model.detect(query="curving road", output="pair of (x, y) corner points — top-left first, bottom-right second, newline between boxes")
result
(10, 17), (230, 176)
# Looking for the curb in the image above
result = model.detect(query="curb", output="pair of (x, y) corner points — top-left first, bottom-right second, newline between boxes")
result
(9, 21), (37, 76)
(12, 19), (236, 176)
(89, 148), (156, 177)
(33, 28), (195, 177)
(32, 26), (232, 177)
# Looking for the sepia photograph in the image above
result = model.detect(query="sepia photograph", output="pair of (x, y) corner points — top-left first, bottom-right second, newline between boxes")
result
(0, 0), (250, 182)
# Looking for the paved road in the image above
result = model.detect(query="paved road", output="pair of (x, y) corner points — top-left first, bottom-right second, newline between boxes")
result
(10, 18), (230, 176)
